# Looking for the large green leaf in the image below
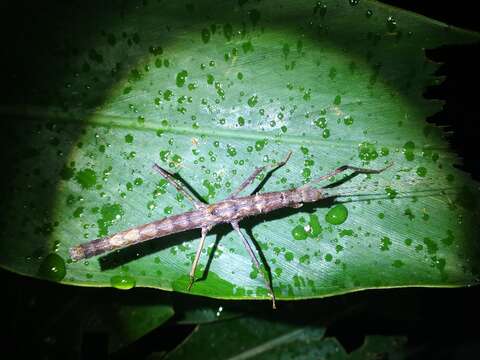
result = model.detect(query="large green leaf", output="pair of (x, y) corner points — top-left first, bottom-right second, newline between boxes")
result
(1, 0), (479, 303)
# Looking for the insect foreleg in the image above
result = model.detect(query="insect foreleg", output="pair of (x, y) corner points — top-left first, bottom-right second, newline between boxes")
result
(152, 164), (204, 209)
(231, 221), (276, 309)
(227, 151), (292, 199)
(305, 162), (393, 188)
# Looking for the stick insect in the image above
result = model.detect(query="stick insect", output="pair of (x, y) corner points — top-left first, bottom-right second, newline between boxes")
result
(70, 151), (392, 308)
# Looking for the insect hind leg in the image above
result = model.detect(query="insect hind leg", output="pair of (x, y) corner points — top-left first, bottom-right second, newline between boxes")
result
(231, 221), (276, 309)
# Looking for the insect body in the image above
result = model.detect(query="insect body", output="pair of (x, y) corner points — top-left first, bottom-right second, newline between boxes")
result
(70, 151), (391, 308)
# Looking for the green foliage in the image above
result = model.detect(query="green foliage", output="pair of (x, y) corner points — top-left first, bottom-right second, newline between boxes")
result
(1, 0), (479, 305)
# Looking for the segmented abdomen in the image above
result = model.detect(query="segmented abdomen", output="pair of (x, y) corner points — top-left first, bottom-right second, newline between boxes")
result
(69, 210), (204, 261)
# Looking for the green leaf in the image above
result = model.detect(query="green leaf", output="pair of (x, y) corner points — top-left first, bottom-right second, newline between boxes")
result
(165, 317), (330, 360)
(87, 292), (174, 353)
(164, 315), (407, 359)
(4, 273), (174, 356)
(1, 0), (480, 303)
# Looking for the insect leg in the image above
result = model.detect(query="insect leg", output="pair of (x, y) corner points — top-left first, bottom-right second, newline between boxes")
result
(152, 164), (204, 209)
(305, 162), (393, 187)
(187, 226), (211, 291)
(227, 151), (292, 199)
(231, 221), (276, 309)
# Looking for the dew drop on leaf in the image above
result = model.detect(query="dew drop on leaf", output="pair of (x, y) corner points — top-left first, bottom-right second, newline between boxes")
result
(110, 275), (136, 290)
(386, 16), (397, 32)
(75, 169), (97, 189)
(416, 166), (427, 177)
(380, 236), (392, 251)
(248, 95), (258, 107)
(291, 225), (308, 240)
(403, 141), (415, 161)
(325, 204), (348, 225)
(38, 253), (66, 282)
(176, 70), (188, 87)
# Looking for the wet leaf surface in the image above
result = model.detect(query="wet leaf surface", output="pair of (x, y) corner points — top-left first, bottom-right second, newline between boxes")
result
(1, 0), (479, 302)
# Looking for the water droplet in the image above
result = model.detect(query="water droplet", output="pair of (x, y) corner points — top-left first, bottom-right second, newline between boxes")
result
(203, 179), (216, 199)
(176, 70), (188, 87)
(313, 2), (327, 17)
(343, 115), (354, 125)
(366, 9), (373, 18)
(171, 154), (183, 167)
(227, 145), (237, 157)
(441, 230), (454, 246)
(385, 186), (397, 199)
(97, 203), (124, 236)
(149, 45), (163, 56)
(75, 169), (97, 189)
(125, 134), (134, 143)
(255, 139), (266, 151)
(403, 141), (415, 161)
(284, 252), (294, 261)
(386, 16), (397, 32)
(392, 260), (404, 268)
(110, 275), (136, 290)
(404, 208), (415, 221)
(241, 41), (254, 53)
(333, 95), (341, 105)
(302, 167), (311, 179)
(147, 201), (156, 210)
(423, 237), (438, 254)
(325, 204), (348, 225)
(73, 207), (84, 218)
(416, 166), (427, 177)
(358, 141), (378, 161)
(237, 116), (245, 126)
(380, 236), (392, 251)
(325, 253), (333, 262)
(314, 117), (327, 128)
(349, 0), (360, 6)
(38, 253), (66, 282)
(160, 150), (171, 162)
(292, 225), (308, 240)
(248, 95), (258, 107)
(206, 74), (215, 85)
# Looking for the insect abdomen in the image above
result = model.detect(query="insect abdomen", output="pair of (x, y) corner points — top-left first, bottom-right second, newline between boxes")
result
(69, 210), (203, 261)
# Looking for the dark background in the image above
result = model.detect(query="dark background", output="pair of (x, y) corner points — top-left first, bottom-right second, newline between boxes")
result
(1, 1), (479, 359)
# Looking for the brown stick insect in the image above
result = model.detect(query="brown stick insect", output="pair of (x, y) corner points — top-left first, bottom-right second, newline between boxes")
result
(70, 151), (392, 308)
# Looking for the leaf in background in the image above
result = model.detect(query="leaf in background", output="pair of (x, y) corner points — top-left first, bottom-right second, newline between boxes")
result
(3, 272), (174, 357)
(1, 0), (479, 302)
(166, 316), (329, 360)
(164, 315), (407, 360)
